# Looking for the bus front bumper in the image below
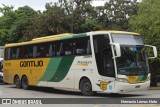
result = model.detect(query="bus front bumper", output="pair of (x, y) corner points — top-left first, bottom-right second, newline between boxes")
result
(113, 80), (150, 93)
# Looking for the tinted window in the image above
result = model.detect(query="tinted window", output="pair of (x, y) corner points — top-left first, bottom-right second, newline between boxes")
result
(4, 36), (92, 60)
(93, 34), (115, 77)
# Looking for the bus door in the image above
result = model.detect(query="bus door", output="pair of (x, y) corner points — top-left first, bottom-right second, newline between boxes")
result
(93, 34), (115, 91)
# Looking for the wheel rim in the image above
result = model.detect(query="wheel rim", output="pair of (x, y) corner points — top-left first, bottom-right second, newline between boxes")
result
(22, 77), (28, 87)
(83, 82), (91, 92)
(15, 77), (19, 86)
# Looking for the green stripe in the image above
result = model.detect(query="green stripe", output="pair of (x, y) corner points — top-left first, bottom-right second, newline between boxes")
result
(60, 35), (73, 40)
(49, 56), (75, 82)
(60, 33), (87, 40)
(40, 56), (75, 82)
(40, 57), (62, 81)
(72, 33), (87, 38)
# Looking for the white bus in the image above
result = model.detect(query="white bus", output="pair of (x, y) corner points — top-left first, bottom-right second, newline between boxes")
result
(3, 31), (157, 95)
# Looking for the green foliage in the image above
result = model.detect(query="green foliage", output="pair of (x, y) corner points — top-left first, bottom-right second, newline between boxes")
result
(0, 5), (38, 43)
(0, 0), (138, 43)
(0, 5), (16, 44)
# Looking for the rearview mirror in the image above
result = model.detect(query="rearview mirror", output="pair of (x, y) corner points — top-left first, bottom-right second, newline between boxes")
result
(145, 45), (157, 59)
(110, 43), (121, 58)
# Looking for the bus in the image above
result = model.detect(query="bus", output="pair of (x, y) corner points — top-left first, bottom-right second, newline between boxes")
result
(3, 31), (157, 96)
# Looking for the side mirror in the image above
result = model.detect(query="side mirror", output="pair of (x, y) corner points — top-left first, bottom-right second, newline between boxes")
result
(110, 43), (121, 58)
(145, 45), (157, 59)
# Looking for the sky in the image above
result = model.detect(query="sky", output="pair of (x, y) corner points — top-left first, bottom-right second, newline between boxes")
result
(0, 0), (106, 12)
(0, 0), (58, 11)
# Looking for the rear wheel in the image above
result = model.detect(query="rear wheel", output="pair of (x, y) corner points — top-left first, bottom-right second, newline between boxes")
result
(14, 75), (21, 88)
(80, 78), (95, 96)
(21, 76), (29, 90)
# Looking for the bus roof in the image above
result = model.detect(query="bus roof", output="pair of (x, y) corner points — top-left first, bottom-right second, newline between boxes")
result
(5, 33), (87, 47)
(4, 30), (140, 48)
(32, 33), (72, 41)
(92, 30), (140, 35)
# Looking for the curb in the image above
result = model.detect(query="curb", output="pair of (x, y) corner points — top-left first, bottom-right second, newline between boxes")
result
(148, 87), (160, 90)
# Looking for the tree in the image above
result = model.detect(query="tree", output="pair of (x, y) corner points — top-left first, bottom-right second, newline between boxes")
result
(0, 5), (38, 43)
(11, 6), (38, 42)
(101, 0), (138, 30)
(129, 0), (160, 86)
(0, 4), (16, 44)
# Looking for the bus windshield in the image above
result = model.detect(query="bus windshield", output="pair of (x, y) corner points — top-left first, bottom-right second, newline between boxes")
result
(116, 46), (149, 75)
(112, 34), (149, 76)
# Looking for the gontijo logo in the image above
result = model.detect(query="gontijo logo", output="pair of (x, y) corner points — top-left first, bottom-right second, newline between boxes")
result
(20, 60), (43, 67)
(77, 61), (92, 66)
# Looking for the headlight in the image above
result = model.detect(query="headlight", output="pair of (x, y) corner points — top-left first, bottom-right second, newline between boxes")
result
(117, 78), (128, 83)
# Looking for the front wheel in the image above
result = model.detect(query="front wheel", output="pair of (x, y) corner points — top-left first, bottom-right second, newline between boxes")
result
(80, 78), (96, 96)
(21, 76), (29, 90)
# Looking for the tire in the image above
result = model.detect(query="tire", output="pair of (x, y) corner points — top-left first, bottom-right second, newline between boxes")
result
(80, 78), (95, 96)
(14, 76), (21, 88)
(21, 76), (29, 90)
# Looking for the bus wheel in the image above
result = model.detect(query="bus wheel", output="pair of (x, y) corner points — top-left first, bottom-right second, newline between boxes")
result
(80, 78), (95, 96)
(14, 75), (21, 88)
(21, 76), (29, 90)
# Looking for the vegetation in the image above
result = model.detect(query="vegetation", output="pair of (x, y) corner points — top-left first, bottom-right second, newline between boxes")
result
(0, 0), (138, 43)
(0, 0), (159, 85)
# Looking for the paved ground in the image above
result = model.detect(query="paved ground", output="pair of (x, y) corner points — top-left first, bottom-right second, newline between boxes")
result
(0, 83), (160, 107)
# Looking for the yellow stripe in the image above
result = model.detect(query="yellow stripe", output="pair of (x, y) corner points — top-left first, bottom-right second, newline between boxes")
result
(127, 76), (138, 84)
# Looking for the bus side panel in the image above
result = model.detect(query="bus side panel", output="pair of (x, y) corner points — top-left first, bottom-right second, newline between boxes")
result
(38, 56), (75, 88)
(3, 58), (50, 86)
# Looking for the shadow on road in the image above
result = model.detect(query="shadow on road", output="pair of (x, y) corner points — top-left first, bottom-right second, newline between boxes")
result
(3, 84), (145, 98)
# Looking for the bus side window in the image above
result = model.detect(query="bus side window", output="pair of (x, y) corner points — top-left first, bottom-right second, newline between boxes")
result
(36, 45), (41, 57)
(28, 45), (33, 58)
(55, 42), (61, 56)
(16, 48), (19, 59)
(87, 39), (91, 54)
(76, 37), (91, 55)
(19, 47), (25, 58)
(52, 44), (56, 56)
(5, 48), (11, 60)
(63, 40), (72, 56)
(11, 47), (17, 59)
(33, 45), (37, 58)
(24, 46), (29, 58)
(72, 42), (77, 55)
(20, 46), (29, 58)
(48, 44), (52, 57)
(40, 45), (46, 57)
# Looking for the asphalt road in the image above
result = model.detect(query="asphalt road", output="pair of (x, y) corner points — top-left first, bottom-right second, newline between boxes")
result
(0, 83), (160, 107)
